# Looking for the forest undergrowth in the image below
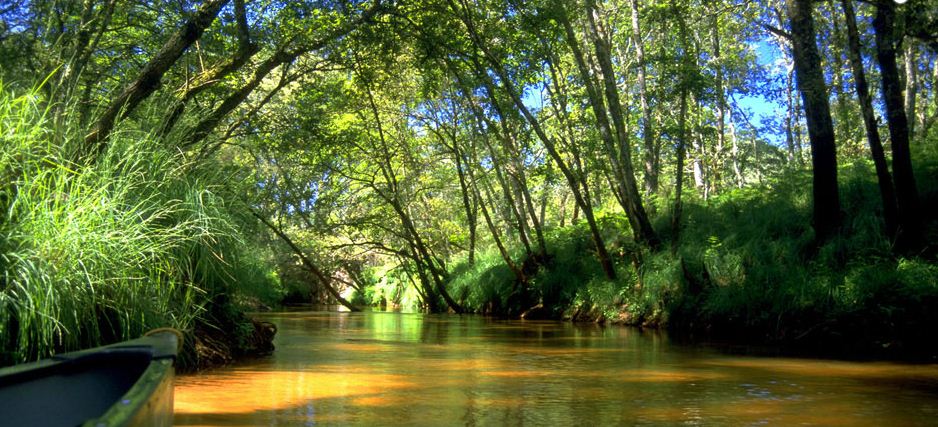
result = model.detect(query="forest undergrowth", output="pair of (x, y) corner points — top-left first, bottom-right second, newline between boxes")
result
(365, 144), (938, 358)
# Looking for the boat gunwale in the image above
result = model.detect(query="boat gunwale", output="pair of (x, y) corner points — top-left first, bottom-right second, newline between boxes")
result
(0, 332), (179, 427)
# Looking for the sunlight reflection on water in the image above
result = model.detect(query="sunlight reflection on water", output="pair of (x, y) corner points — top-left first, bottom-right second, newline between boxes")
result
(174, 311), (938, 426)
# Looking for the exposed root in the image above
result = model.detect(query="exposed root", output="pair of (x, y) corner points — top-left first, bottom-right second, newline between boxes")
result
(178, 317), (277, 372)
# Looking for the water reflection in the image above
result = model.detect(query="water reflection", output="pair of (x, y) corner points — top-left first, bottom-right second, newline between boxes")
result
(175, 311), (938, 426)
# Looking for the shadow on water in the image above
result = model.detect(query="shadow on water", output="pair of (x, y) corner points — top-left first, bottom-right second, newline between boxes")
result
(175, 310), (938, 426)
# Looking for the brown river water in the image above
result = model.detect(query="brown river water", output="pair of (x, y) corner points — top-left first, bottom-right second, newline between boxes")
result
(174, 310), (938, 426)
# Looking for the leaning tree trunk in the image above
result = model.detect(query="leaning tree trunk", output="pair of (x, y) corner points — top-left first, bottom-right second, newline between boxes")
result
(158, 0), (258, 138)
(455, 7), (619, 279)
(83, 0), (229, 158)
(450, 136), (478, 266)
(364, 81), (464, 314)
(251, 211), (359, 311)
(588, 0), (658, 248)
(559, 0), (657, 248)
(787, 0), (841, 241)
(177, 0), (384, 149)
(467, 137), (526, 285)
(449, 66), (530, 285)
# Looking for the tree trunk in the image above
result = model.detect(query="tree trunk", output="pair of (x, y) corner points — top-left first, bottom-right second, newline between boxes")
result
(588, 0), (658, 247)
(515, 169), (548, 258)
(711, 12), (729, 191)
(158, 0), (257, 138)
(841, 0), (899, 241)
(693, 95), (709, 200)
(828, 0), (851, 143)
(772, 14), (806, 168)
(477, 115), (534, 257)
(561, 0), (658, 248)
(183, 49), (300, 148)
(430, 112), (479, 266)
(482, 86), (545, 257)
(474, 54), (618, 278)
(178, 0), (384, 148)
(466, 131), (526, 284)
(905, 42), (918, 141)
(785, 66), (798, 163)
(672, 87), (688, 254)
(251, 211), (359, 311)
(788, 0), (841, 241)
(672, 1), (691, 253)
(873, 0), (923, 253)
(787, 0), (840, 242)
(629, 0), (658, 195)
(452, 138), (477, 265)
(407, 244), (440, 313)
(364, 81), (463, 314)
(63, 0), (117, 128)
(539, 162), (553, 229)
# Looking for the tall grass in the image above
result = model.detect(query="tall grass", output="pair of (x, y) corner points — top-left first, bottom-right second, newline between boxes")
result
(0, 87), (276, 365)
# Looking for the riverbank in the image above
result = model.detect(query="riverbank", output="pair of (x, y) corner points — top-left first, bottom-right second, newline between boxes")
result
(360, 155), (938, 360)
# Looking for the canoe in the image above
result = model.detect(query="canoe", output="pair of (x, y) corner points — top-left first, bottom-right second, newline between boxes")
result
(0, 329), (180, 427)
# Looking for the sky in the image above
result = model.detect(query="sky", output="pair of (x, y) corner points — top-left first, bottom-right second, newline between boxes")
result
(734, 40), (787, 145)
(517, 36), (789, 146)
(738, 41), (784, 117)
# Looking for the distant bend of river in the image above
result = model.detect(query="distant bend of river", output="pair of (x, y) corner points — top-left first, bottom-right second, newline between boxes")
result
(174, 310), (938, 426)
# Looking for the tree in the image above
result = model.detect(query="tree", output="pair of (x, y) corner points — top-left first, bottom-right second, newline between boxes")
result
(668, 0), (695, 252)
(873, 0), (923, 253)
(178, 0), (387, 150)
(83, 0), (230, 158)
(787, 0), (841, 241)
(629, 0), (659, 196)
(557, 0), (658, 249)
(841, 0), (898, 242)
(251, 211), (360, 311)
(446, 0), (622, 278)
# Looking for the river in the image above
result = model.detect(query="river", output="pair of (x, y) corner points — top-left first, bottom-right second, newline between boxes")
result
(174, 310), (938, 426)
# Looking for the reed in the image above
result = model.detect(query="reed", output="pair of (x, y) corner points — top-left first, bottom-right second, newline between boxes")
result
(0, 86), (275, 365)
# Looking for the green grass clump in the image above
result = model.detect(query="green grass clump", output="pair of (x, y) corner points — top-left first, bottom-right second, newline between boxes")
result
(653, 158), (938, 353)
(448, 250), (512, 312)
(0, 87), (278, 366)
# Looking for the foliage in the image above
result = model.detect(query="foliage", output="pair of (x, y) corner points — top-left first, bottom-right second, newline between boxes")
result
(3, 0), (938, 362)
(0, 87), (278, 366)
(423, 153), (938, 355)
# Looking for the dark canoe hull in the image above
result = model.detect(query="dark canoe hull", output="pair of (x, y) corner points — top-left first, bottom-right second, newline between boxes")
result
(0, 331), (179, 427)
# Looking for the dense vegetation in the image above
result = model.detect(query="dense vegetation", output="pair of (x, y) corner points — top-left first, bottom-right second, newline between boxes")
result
(0, 88), (279, 367)
(1, 0), (936, 366)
